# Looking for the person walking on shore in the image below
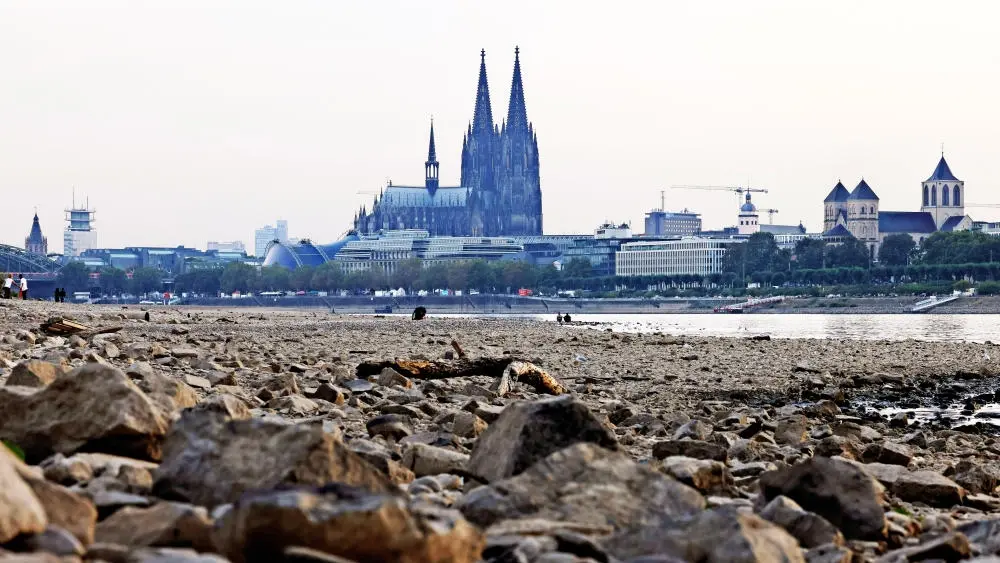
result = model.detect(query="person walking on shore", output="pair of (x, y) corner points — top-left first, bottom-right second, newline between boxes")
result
(2, 274), (11, 299)
(18, 275), (28, 300)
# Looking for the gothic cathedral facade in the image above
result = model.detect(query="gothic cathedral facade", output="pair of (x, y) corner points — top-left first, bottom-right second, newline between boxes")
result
(355, 48), (542, 237)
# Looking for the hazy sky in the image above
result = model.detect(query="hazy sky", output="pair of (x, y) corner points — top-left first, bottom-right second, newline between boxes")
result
(3, 1), (1000, 253)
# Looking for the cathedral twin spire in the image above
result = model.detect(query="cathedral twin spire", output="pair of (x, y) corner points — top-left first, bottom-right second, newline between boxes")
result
(471, 47), (530, 136)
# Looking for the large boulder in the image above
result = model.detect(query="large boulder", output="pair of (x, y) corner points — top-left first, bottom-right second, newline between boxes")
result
(0, 447), (47, 543)
(758, 457), (887, 541)
(0, 364), (170, 462)
(127, 362), (199, 415)
(466, 396), (619, 484)
(95, 502), (214, 552)
(758, 495), (843, 549)
(458, 443), (705, 560)
(18, 469), (97, 546)
(212, 484), (484, 563)
(152, 409), (393, 507)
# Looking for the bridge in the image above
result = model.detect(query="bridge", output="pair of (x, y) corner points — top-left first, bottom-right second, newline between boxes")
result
(911, 294), (961, 313)
(0, 245), (62, 295)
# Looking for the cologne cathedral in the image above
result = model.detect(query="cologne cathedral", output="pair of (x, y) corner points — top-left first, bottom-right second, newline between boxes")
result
(354, 48), (543, 237)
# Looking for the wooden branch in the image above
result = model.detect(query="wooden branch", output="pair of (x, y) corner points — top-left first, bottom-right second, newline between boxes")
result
(356, 357), (516, 380)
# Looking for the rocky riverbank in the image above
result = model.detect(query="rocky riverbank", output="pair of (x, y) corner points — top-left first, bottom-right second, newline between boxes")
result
(2, 300), (1000, 561)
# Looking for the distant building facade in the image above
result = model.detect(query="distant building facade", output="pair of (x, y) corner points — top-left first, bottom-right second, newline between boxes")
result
(254, 221), (289, 258)
(823, 155), (974, 253)
(355, 48), (542, 238)
(207, 241), (247, 253)
(615, 238), (745, 277)
(25, 213), (48, 255)
(644, 209), (701, 237)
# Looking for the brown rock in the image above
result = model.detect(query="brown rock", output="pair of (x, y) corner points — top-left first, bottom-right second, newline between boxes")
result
(467, 396), (619, 484)
(266, 394), (319, 415)
(0, 447), (47, 543)
(127, 366), (199, 414)
(19, 470), (97, 545)
(402, 444), (469, 477)
(759, 495), (844, 548)
(152, 410), (392, 507)
(759, 457), (887, 540)
(7, 360), (64, 388)
(652, 439), (728, 462)
(458, 443), (704, 560)
(861, 442), (913, 467)
(95, 502), (213, 552)
(0, 364), (169, 462)
(212, 485), (484, 563)
(892, 470), (965, 508)
(452, 412), (488, 439)
(256, 373), (299, 401)
(641, 507), (805, 563)
(311, 383), (346, 405)
(193, 394), (252, 420)
(377, 367), (413, 388)
(774, 415), (810, 446)
(659, 456), (732, 495)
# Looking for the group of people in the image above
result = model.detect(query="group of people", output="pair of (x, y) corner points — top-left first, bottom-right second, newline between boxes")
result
(2, 274), (28, 300)
(53, 288), (68, 302)
(556, 312), (572, 324)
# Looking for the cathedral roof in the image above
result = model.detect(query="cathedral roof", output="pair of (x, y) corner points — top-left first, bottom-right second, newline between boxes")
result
(26, 213), (45, 244)
(471, 49), (494, 137)
(823, 181), (850, 203)
(878, 211), (937, 234)
(381, 185), (469, 208)
(926, 155), (960, 182)
(848, 179), (879, 201)
(940, 215), (966, 232)
(506, 47), (529, 132)
(822, 224), (852, 237)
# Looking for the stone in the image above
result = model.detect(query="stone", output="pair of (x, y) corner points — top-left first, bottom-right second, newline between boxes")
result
(892, 470), (964, 508)
(466, 396), (619, 484)
(639, 507), (805, 563)
(814, 436), (862, 460)
(7, 360), (64, 388)
(19, 470), (97, 545)
(41, 455), (93, 486)
(95, 502), (213, 552)
(775, 415), (810, 446)
(312, 383), (346, 405)
(759, 457), (887, 540)
(0, 364), (169, 462)
(862, 442), (913, 467)
(266, 394), (319, 415)
(652, 439), (727, 462)
(402, 443), (469, 477)
(377, 367), (413, 388)
(341, 379), (374, 394)
(182, 375), (211, 390)
(366, 414), (413, 441)
(255, 373), (299, 401)
(19, 524), (85, 557)
(193, 394), (252, 420)
(171, 347), (200, 359)
(658, 456), (732, 495)
(950, 459), (1000, 495)
(458, 443), (705, 560)
(453, 412), (488, 438)
(128, 367), (199, 414)
(152, 409), (392, 507)
(673, 419), (713, 441)
(0, 447), (47, 543)
(957, 518), (1000, 557)
(803, 543), (853, 563)
(212, 485), (484, 563)
(128, 547), (231, 562)
(875, 531), (971, 562)
(759, 495), (844, 549)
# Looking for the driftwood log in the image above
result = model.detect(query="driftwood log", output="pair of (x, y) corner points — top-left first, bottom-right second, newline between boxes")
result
(355, 357), (566, 395)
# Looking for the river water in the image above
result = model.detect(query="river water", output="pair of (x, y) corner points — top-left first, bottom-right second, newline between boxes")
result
(422, 313), (1000, 343)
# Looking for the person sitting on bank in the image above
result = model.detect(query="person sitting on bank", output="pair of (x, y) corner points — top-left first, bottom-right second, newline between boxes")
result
(556, 313), (563, 324)
(563, 313), (572, 323)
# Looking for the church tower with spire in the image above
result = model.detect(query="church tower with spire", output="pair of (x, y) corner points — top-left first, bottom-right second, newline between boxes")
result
(921, 152), (964, 229)
(462, 49), (501, 235)
(25, 212), (48, 255)
(498, 46), (543, 236)
(425, 120), (439, 194)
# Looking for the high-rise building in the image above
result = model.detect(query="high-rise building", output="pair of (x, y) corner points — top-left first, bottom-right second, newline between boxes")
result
(254, 225), (277, 258)
(64, 197), (96, 257)
(644, 210), (702, 236)
(355, 47), (543, 237)
(25, 213), (48, 255)
(275, 220), (288, 244)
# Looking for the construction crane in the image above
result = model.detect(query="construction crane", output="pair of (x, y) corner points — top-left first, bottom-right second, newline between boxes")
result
(762, 209), (779, 224)
(670, 185), (768, 206)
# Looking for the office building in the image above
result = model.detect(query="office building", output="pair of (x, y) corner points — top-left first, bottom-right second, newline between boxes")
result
(615, 238), (745, 277)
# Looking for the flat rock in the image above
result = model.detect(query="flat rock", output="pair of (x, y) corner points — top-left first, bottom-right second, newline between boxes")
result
(458, 443), (705, 560)
(402, 443), (469, 477)
(652, 439), (727, 462)
(212, 484), (484, 563)
(0, 364), (169, 462)
(759, 456), (887, 540)
(95, 502), (213, 552)
(467, 395), (619, 483)
(659, 456), (732, 495)
(152, 409), (392, 507)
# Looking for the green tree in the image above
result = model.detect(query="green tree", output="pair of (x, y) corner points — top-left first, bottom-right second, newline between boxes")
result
(174, 268), (223, 294)
(878, 234), (916, 266)
(563, 258), (593, 279)
(446, 262), (469, 291)
(129, 267), (164, 295)
(825, 237), (870, 268)
(918, 231), (1000, 265)
(257, 266), (291, 291)
(290, 265), (315, 291)
(392, 258), (423, 290)
(794, 239), (826, 269)
(466, 260), (497, 292)
(98, 267), (128, 295)
(501, 261), (538, 290)
(57, 261), (91, 293)
(311, 262), (344, 292)
(723, 232), (782, 278)
(418, 263), (449, 291)
(220, 262), (257, 293)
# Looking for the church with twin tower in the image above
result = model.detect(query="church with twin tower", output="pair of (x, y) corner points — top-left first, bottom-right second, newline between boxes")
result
(354, 48), (543, 237)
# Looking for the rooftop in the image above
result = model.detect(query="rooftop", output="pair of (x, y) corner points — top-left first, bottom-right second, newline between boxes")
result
(927, 155), (960, 182)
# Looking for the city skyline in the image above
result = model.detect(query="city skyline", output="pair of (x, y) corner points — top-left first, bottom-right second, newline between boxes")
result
(3, 1), (1000, 252)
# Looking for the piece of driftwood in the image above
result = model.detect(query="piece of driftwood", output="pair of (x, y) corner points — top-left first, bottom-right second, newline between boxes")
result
(450, 339), (467, 360)
(356, 357), (567, 396)
(40, 317), (91, 336)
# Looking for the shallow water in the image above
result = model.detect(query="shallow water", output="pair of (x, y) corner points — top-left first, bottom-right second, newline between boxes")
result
(410, 313), (1000, 343)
